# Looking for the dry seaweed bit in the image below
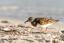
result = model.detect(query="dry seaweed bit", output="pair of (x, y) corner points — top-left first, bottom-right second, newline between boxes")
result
(1, 20), (9, 23)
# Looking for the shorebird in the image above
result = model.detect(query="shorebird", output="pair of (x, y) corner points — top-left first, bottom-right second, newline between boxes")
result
(24, 17), (59, 32)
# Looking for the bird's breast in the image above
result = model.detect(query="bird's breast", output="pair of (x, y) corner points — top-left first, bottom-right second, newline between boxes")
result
(40, 23), (53, 28)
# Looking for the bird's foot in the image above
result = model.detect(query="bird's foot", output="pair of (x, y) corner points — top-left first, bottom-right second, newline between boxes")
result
(40, 29), (47, 34)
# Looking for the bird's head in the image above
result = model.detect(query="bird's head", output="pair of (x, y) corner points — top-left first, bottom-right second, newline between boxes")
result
(24, 17), (33, 23)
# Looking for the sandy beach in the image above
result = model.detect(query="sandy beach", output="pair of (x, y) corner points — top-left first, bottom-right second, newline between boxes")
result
(0, 18), (63, 43)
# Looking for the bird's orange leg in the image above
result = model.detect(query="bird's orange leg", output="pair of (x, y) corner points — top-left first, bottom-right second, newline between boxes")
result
(27, 27), (34, 33)
(40, 27), (48, 33)
(45, 27), (48, 33)
(40, 27), (45, 33)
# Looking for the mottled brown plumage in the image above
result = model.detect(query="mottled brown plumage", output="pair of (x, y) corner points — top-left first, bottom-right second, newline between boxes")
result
(25, 17), (59, 27)
(25, 17), (59, 32)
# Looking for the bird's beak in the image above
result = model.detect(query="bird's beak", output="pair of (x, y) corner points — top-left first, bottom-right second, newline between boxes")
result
(24, 20), (29, 23)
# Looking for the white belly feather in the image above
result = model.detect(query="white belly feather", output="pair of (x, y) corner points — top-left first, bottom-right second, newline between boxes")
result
(40, 23), (53, 28)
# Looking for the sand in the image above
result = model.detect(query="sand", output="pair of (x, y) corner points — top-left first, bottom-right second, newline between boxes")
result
(0, 18), (63, 43)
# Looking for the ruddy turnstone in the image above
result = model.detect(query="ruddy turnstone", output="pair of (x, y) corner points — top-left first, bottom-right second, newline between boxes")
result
(24, 17), (59, 32)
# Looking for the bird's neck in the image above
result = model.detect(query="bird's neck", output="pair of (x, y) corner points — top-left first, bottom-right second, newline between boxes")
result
(31, 21), (37, 27)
